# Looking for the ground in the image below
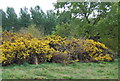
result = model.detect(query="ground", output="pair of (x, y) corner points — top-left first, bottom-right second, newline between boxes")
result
(1, 59), (118, 79)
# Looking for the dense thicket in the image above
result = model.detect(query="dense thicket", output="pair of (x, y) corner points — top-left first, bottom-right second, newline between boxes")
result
(0, 2), (119, 52)
(1, 32), (114, 66)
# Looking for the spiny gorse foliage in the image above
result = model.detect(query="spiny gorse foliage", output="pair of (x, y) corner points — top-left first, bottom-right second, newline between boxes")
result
(1, 32), (114, 66)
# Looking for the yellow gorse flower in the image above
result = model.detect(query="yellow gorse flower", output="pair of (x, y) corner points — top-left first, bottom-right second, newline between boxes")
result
(1, 32), (113, 65)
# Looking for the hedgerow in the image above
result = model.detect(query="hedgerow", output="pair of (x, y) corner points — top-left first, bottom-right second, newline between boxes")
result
(1, 32), (114, 66)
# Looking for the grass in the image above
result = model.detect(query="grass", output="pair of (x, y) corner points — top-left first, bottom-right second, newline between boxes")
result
(2, 59), (118, 79)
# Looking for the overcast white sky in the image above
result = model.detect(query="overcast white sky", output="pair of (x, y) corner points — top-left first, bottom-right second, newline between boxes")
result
(0, 0), (57, 15)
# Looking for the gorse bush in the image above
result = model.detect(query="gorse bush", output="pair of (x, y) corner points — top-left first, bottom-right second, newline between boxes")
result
(1, 32), (55, 65)
(1, 32), (114, 66)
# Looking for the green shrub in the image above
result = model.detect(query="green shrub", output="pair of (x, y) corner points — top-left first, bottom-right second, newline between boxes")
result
(19, 24), (44, 38)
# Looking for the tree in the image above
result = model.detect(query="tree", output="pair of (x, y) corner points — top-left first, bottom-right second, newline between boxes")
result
(0, 9), (8, 31)
(6, 7), (18, 31)
(19, 7), (31, 28)
(54, 2), (112, 38)
(30, 6), (46, 26)
(45, 10), (57, 34)
(53, 23), (71, 37)
(30, 6), (47, 34)
(95, 3), (119, 51)
(57, 11), (72, 24)
(30, 6), (57, 35)
(54, 2), (112, 24)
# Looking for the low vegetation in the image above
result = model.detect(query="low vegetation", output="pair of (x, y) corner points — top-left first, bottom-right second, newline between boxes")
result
(2, 59), (118, 79)
(1, 32), (114, 66)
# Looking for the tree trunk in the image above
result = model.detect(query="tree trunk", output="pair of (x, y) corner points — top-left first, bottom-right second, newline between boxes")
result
(33, 55), (38, 65)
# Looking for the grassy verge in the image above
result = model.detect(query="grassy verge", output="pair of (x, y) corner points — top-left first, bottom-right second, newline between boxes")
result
(2, 59), (118, 79)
